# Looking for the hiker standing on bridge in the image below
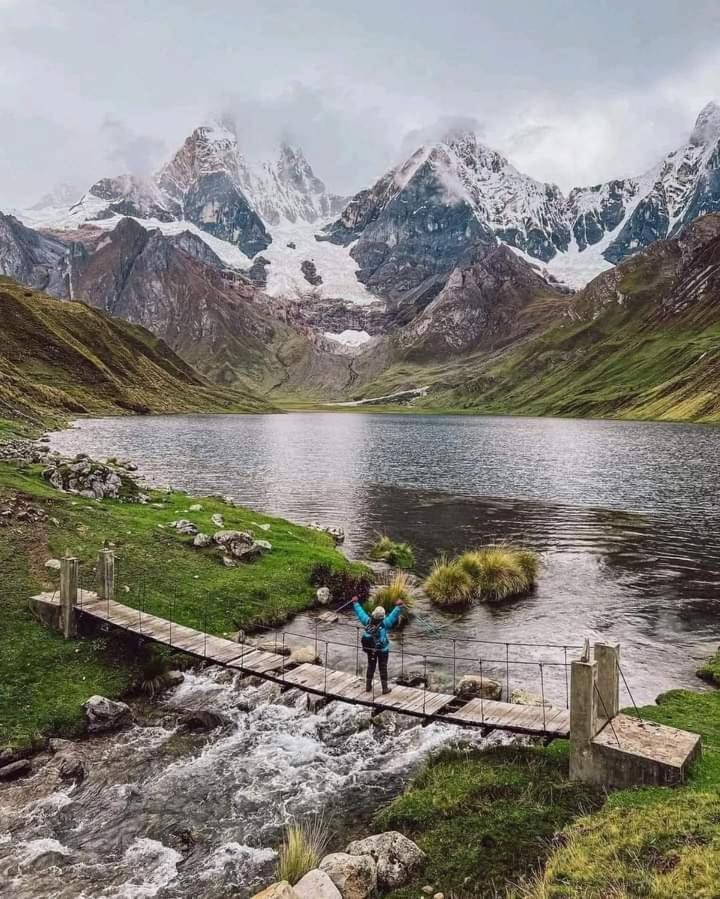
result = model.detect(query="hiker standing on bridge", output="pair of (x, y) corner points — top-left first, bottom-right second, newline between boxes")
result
(352, 596), (404, 695)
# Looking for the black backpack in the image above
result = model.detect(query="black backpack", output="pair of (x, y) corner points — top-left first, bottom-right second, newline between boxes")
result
(361, 620), (382, 651)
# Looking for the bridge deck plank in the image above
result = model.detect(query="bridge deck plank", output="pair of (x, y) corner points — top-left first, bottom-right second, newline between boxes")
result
(74, 599), (567, 736)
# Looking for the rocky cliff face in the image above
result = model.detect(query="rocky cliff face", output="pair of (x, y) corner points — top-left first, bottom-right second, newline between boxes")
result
(0, 212), (68, 296)
(398, 244), (569, 358)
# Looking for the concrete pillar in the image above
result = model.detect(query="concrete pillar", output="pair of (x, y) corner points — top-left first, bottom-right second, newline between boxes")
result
(569, 657), (598, 781)
(60, 556), (79, 639)
(96, 549), (115, 603)
(594, 643), (620, 724)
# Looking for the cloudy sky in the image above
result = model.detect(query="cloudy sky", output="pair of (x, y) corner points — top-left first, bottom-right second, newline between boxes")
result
(1, 0), (719, 206)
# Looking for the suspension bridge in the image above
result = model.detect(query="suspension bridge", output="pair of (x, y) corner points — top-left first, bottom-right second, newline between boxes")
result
(30, 549), (702, 788)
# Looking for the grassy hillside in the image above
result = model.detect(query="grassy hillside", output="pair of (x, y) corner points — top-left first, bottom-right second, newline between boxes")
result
(355, 216), (720, 423)
(0, 462), (361, 750)
(0, 276), (271, 432)
(376, 689), (717, 898)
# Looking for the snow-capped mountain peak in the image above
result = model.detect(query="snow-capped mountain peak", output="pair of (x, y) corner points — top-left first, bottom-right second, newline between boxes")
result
(689, 100), (720, 148)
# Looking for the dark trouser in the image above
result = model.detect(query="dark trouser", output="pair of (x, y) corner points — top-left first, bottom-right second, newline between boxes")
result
(364, 649), (389, 690)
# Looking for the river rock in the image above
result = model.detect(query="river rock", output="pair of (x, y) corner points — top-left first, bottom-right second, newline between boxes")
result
(252, 883), (299, 899)
(396, 668), (428, 688)
(511, 688), (550, 707)
(294, 869), (341, 899)
(346, 831), (425, 890)
(211, 513), (225, 528)
(189, 504), (203, 512)
(178, 709), (231, 732)
(289, 646), (321, 665)
(56, 751), (87, 783)
(83, 695), (133, 733)
(316, 587), (331, 606)
(0, 759), (32, 781)
(193, 533), (213, 548)
(319, 852), (377, 899)
(257, 641), (292, 656)
(255, 539), (273, 551)
(455, 674), (502, 701)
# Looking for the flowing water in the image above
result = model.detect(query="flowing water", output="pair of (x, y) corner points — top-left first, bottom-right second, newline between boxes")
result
(4, 411), (720, 896)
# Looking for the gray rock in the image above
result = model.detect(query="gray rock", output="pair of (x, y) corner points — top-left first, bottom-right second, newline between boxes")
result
(346, 831), (425, 891)
(455, 674), (502, 701)
(511, 689), (551, 706)
(319, 852), (377, 899)
(213, 529), (254, 547)
(289, 646), (321, 665)
(178, 709), (231, 732)
(316, 587), (331, 606)
(173, 519), (199, 536)
(256, 641), (291, 656)
(83, 695), (133, 734)
(294, 869), (341, 899)
(211, 513), (225, 528)
(0, 759), (32, 781)
(193, 533), (213, 548)
(255, 539), (272, 551)
(45, 558), (61, 570)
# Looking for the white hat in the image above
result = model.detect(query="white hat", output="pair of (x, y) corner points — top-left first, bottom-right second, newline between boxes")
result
(372, 606), (386, 620)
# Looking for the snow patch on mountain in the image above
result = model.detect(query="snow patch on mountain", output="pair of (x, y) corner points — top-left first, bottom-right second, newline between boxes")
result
(324, 329), (372, 347)
(262, 221), (372, 303)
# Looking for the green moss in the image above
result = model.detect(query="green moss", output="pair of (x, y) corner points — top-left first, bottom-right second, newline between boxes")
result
(696, 649), (720, 687)
(0, 461), (359, 750)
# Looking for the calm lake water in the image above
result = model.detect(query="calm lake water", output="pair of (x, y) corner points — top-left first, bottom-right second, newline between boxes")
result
(49, 411), (720, 702)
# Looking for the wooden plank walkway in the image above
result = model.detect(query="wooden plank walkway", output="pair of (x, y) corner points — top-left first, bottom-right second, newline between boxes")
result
(71, 594), (570, 738)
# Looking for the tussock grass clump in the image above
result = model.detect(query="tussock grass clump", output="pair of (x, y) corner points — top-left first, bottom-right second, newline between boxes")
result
(430, 545), (539, 607)
(461, 545), (538, 601)
(365, 571), (414, 617)
(276, 817), (330, 885)
(423, 559), (474, 608)
(368, 534), (416, 569)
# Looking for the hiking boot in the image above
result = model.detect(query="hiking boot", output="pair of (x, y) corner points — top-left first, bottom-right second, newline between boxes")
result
(365, 682), (373, 693)
(382, 686), (392, 695)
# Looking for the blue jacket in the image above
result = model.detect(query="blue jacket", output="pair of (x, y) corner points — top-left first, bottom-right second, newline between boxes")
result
(352, 602), (402, 652)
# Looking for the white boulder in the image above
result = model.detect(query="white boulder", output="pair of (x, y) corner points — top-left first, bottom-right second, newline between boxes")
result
(294, 869), (341, 899)
(319, 852), (377, 899)
(346, 831), (425, 891)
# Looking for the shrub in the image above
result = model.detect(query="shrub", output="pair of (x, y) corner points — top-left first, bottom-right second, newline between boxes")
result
(466, 545), (538, 601)
(365, 571), (414, 618)
(368, 534), (416, 569)
(424, 560), (474, 608)
(309, 563), (372, 605)
(276, 818), (330, 885)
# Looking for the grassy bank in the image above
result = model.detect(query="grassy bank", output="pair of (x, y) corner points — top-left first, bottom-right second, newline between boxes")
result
(0, 460), (359, 750)
(376, 689), (717, 898)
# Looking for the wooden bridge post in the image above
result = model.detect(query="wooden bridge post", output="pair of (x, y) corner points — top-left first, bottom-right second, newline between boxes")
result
(60, 555), (79, 639)
(96, 548), (115, 603)
(569, 655), (598, 781)
(594, 643), (620, 725)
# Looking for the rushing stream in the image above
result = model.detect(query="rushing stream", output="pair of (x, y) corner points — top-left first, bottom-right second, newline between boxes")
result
(0, 671), (496, 897)
(4, 410), (720, 896)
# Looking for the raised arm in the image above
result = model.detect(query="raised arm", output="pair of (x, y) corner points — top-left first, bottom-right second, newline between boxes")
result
(352, 599), (370, 627)
(383, 604), (403, 630)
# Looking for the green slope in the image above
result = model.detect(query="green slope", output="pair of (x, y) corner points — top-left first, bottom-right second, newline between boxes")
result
(357, 216), (720, 422)
(0, 277), (271, 431)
